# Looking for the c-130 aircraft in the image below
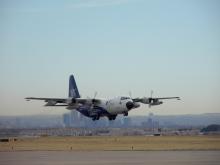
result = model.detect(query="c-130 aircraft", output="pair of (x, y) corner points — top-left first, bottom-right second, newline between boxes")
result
(26, 75), (180, 121)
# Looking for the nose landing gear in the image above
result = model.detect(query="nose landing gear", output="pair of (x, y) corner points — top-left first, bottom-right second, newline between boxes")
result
(123, 112), (128, 116)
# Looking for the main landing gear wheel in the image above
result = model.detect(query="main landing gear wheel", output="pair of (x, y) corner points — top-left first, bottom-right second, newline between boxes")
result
(92, 115), (100, 121)
(108, 115), (117, 121)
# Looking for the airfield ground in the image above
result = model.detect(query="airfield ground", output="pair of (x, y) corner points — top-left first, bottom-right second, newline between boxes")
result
(0, 135), (220, 151)
(1, 151), (220, 165)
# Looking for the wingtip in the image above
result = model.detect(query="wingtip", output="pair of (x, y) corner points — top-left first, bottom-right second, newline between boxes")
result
(25, 97), (30, 101)
(25, 97), (32, 100)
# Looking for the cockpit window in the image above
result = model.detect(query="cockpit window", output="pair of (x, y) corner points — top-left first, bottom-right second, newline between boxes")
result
(121, 97), (130, 100)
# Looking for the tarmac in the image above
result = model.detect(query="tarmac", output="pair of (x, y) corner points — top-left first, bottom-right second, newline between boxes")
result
(0, 151), (219, 165)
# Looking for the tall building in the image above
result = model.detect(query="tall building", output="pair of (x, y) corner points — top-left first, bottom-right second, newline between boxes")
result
(70, 110), (80, 126)
(123, 117), (132, 127)
(141, 112), (159, 130)
(63, 113), (71, 127)
(63, 111), (82, 127)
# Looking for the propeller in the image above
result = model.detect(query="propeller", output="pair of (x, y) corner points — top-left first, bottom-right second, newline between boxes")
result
(93, 91), (98, 99)
(129, 91), (132, 98)
(149, 90), (153, 108)
(92, 91), (100, 104)
(86, 91), (99, 105)
(150, 90), (153, 98)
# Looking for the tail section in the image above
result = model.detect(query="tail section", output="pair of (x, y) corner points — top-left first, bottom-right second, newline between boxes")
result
(68, 75), (80, 98)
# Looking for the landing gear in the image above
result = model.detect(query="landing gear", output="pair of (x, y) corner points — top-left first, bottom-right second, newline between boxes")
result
(108, 115), (117, 121)
(124, 112), (128, 116)
(92, 115), (100, 121)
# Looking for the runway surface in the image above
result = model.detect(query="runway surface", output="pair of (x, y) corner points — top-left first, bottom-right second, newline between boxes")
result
(0, 151), (219, 165)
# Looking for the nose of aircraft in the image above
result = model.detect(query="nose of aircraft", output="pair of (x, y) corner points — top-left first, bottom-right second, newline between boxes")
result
(126, 101), (134, 110)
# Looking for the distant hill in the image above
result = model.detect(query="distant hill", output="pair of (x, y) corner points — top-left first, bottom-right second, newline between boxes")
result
(0, 113), (220, 128)
(130, 113), (220, 127)
(0, 115), (63, 129)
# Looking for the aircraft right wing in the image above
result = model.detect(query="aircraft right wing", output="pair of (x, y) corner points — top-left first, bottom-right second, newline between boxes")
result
(132, 96), (180, 105)
(153, 97), (180, 100)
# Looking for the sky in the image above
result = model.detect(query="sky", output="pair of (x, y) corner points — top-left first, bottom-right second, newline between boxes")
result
(0, 0), (220, 116)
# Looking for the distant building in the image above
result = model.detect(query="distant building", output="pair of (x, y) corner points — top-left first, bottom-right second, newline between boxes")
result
(123, 117), (132, 127)
(108, 119), (122, 127)
(147, 118), (153, 128)
(141, 112), (159, 130)
(63, 113), (71, 127)
(63, 111), (81, 127)
(70, 110), (80, 127)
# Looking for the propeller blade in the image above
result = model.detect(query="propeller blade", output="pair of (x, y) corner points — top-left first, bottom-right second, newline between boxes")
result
(129, 91), (132, 98)
(150, 90), (153, 98)
(94, 91), (98, 99)
(148, 90), (153, 108)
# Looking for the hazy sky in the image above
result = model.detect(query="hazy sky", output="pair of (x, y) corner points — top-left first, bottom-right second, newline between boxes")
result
(0, 0), (220, 116)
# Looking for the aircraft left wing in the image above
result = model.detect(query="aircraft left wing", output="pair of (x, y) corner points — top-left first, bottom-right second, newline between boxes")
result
(25, 97), (68, 106)
(25, 97), (101, 106)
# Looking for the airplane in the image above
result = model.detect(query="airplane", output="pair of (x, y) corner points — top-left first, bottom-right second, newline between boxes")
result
(25, 75), (180, 121)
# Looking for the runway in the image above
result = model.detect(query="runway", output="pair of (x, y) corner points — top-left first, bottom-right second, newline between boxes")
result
(0, 151), (219, 165)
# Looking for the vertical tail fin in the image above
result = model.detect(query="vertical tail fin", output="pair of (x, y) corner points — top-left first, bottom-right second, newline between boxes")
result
(68, 75), (80, 98)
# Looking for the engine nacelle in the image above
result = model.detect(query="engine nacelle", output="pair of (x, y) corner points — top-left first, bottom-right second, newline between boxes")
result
(133, 102), (140, 108)
(141, 97), (150, 104)
(66, 98), (74, 104)
(151, 101), (163, 106)
(45, 100), (57, 106)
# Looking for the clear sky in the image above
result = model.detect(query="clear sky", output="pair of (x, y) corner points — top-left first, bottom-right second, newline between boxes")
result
(0, 0), (220, 116)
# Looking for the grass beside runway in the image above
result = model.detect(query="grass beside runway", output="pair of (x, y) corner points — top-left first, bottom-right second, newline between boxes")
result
(0, 135), (220, 151)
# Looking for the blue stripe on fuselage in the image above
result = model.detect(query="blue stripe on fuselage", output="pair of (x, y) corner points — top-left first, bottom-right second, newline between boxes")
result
(76, 105), (110, 117)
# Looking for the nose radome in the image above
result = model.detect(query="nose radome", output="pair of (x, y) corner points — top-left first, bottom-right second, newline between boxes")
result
(126, 101), (134, 110)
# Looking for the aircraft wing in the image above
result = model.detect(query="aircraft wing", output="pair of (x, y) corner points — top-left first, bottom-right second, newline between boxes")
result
(25, 97), (101, 106)
(26, 97), (66, 102)
(25, 97), (68, 106)
(132, 96), (180, 104)
(153, 97), (180, 100)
